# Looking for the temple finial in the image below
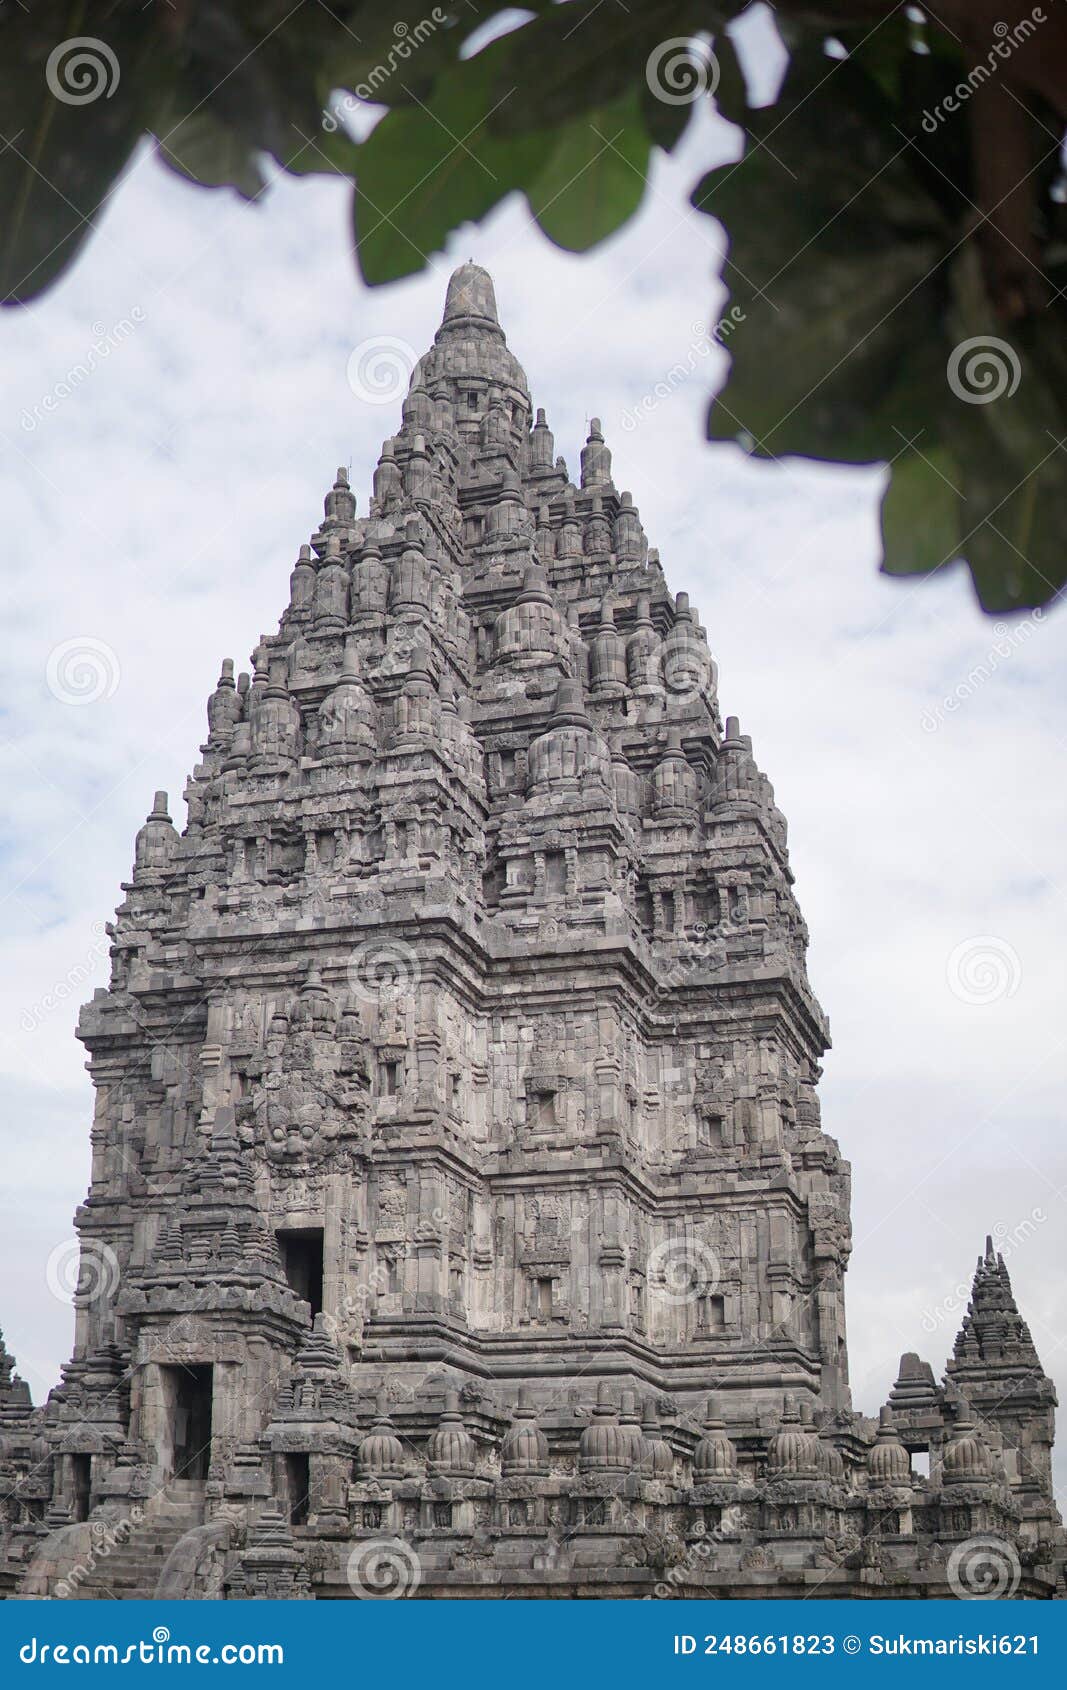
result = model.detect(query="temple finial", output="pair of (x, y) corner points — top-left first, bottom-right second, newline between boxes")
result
(442, 261), (499, 327)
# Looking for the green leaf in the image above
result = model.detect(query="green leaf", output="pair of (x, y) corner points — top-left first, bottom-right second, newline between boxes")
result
(352, 39), (549, 285)
(156, 110), (266, 199)
(277, 124), (363, 179)
(880, 446), (962, 579)
(487, 0), (714, 137)
(960, 456), (1067, 612)
(694, 45), (948, 462)
(525, 90), (652, 252)
(943, 248), (1067, 610)
(0, 20), (156, 306)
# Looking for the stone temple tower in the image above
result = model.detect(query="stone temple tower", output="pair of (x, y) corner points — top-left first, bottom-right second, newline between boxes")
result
(2, 266), (1061, 1599)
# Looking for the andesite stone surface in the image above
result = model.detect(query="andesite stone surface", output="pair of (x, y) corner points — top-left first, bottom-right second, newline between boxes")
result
(1, 266), (1061, 1600)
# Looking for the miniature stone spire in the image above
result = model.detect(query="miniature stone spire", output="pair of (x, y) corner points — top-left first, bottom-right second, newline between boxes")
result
(868, 1405), (911, 1484)
(372, 439), (402, 511)
(580, 417), (612, 487)
(652, 727), (699, 819)
(133, 790), (178, 878)
(614, 490), (645, 561)
(207, 658), (240, 741)
(313, 532), (349, 628)
(426, 1389), (475, 1476)
(358, 1392), (406, 1478)
(288, 544), (316, 619)
(589, 596), (627, 696)
(693, 1395), (737, 1479)
(501, 1388), (549, 1476)
(323, 465), (355, 528)
(527, 406), (555, 473)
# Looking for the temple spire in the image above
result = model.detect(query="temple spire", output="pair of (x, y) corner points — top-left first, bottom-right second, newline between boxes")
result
(441, 261), (499, 327)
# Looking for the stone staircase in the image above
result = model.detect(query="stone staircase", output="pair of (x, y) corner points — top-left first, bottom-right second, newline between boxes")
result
(69, 1482), (205, 1600)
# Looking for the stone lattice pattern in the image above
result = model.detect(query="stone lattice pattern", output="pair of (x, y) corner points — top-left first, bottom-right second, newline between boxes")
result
(1, 268), (1062, 1599)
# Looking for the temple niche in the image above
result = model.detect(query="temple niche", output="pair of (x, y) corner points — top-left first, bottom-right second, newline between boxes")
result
(2, 267), (1061, 1601)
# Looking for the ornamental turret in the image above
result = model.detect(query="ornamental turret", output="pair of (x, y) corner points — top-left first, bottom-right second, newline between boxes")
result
(501, 1389), (549, 1477)
(426, 1390), (476, 1477)
(527, 407), (555, 473)
(651, 728), (699, 820)
(614, 491), (645, 562)
(941, 1402), (992, 1483)
(493, 562), (569, 669)
(207, 658), (241, 743)
(484, 468), (529, 547)
(578, 1382), (629, 1473)
(580, 417), (612, 488)
(357, 1395), (406, 1479)
(641, 1401), (676, 1479)
(389, 523), (433, 617)
(133, 791), (179, 879)
(589, 598), (627, 697)
(766, 1395), (820, 1478)
(313, 532), (349, 629)
(372, 439), (401, 511)
(322, 465), (355, 529)
(626, 595), (661, 695)
(526, 678), (611, 801)
(692, 1397), (737, 1481)
(401, 383), (435, 436)
(661, 591), (711, 698)
(250, 660), (300, 770)
(351, 537), (389, 617)
(288, 545), (316, 620)
(868, 1406), (911, 1485)
(317, 640), (377, 760)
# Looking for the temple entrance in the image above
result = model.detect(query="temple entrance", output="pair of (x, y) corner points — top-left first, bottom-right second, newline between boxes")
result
(284, 1453), (310, 1526)
(277, 1228), (324, 1317)
(164, 1364), (213, 1480)
(71, 1454), (92, 1522)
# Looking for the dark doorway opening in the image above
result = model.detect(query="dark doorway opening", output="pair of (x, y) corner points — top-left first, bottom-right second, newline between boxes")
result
(71, 1453), (92, 1522)
(285, 1453), (310, 1526)
(169, 1364), (213, 1479)
(277, 1228), (324, 1317)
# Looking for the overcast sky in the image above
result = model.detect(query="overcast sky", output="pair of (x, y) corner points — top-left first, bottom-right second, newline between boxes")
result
(2, 13), (1064, 1498)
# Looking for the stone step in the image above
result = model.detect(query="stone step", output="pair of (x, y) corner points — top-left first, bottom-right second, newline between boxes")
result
(70, 1497), (206, 1600)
